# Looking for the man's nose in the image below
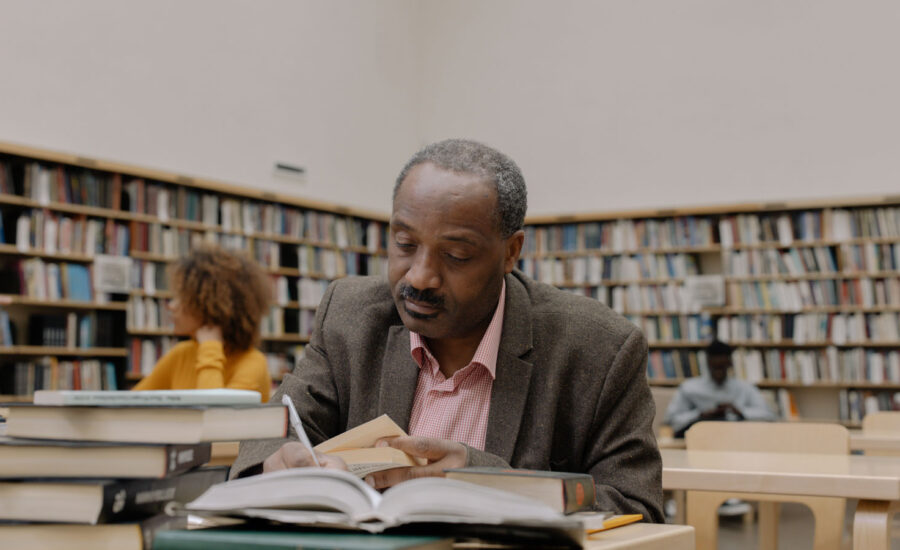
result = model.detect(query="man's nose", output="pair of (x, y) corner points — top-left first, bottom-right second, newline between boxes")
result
(405, 249), (441, 290)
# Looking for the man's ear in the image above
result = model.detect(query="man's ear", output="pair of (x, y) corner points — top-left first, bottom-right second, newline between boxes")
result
(503, 230), (525, 273)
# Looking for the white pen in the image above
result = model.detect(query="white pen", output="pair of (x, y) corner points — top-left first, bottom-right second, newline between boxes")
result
(281, 394), (321, 467)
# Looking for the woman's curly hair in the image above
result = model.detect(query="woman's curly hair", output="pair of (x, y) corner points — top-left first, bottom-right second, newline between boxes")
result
(170, 244), (272, 354)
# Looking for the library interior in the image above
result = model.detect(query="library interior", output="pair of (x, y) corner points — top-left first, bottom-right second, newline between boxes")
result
(1, 2), (899, 549)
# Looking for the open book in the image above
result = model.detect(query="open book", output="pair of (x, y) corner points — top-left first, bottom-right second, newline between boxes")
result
(314, 415), (426, 477)
(184, 467), (591, 545)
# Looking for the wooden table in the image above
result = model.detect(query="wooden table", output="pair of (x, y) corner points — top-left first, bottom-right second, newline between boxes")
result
(584, 523), (694, 550)
(661, 448), (900, 550)
(455, 523), (694, 549)
(851, 430), (900, 454)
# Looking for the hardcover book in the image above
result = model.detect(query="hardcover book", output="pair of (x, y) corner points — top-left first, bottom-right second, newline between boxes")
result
(152, 530), (452, 550)
(3, 403), (287, 444)
(0, 467), (227, 524)
(443, 467), (595, 514)
(0, 436), (211, 479)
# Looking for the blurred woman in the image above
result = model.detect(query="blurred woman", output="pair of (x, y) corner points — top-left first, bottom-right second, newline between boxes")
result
(133, 244), (272, 401)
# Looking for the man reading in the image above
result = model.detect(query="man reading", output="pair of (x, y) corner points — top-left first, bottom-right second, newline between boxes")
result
(231, 139), (663, 521)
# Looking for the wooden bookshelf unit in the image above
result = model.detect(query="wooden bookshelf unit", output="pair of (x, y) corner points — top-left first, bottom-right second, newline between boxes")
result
(0, 141), (388, 400)
(522, 197), (900, 426)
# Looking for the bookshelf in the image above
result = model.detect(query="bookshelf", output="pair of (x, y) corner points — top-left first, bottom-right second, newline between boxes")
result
(0, 141), (388, 400)
(522, 197), (900, 426)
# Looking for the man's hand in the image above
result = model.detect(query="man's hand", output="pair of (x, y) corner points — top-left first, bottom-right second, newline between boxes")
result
(195, 325), (224, 344)
(364, 436), (467, 490)
(262, 442), (348, 473)
(699, 403), (729, 420)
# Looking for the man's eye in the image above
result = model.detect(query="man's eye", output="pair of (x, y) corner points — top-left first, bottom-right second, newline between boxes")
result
(446, 253), (470, 263)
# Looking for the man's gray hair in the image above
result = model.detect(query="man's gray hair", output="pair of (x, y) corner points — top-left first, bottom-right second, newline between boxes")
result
(393, 139), (528, 238)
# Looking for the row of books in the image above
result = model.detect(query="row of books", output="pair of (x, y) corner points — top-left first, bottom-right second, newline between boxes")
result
(128, 337), (179, 376)
(259, 306), (317, 339)
(726, 279), (900, 310)
(716, 312), (900, 343)
(25, 311), (123, 348)
(731, 347), (900, 385)
(611, 284), (691, 313)
(297, 276), (333, 309)
(724, 247), (838, 276)
(839, 389), (900, 423)
(2, 159), (390, 249)
(127, 297), (172, 332)
(646, 347), (900, 385)
(719, 211), (827, 247)
(647, 349), (713, 380)
(0, 309), (13, 346)
(131, 260), (169, 295)
(625, 314), (709, 343)
(0, 357), (118, 395)
(297, 245), (388, 278)
(9, 210), (130, 257)
(522, 217), (715, 254)
(130, 221), (214, 259)
(518, 252), (699, 285)
(11, 160), (121, 209)
(839, 242), (900, 273)
(718, 207), (900, 247)
(1, 259), (93, 301)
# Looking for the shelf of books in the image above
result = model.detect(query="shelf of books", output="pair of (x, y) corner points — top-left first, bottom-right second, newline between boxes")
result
(0, 141), (388, 401)
(522, 198), (900, 425)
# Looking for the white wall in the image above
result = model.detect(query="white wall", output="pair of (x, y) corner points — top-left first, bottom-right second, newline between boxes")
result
(1, 1), (899, 217)
(0, 0), (419, 214)
(417, 0), (900, 215)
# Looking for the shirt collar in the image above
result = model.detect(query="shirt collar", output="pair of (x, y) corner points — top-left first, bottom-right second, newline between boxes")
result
(409, 279), (506, 380)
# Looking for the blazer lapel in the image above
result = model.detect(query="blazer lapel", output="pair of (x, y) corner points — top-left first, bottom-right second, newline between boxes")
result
(378, 325), (420, 430)
(484, 274), (534, 462)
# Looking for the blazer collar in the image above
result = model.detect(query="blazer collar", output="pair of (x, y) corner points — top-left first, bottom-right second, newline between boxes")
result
(378, 325), (420, 430)
(485, 272), (534, 461)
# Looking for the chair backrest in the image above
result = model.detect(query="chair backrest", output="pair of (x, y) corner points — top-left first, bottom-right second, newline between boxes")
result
(685, 421), (849, 455)
(650, 386), (678, 436)
(862, 410), (900, 432)
(862, 411), (900, 456)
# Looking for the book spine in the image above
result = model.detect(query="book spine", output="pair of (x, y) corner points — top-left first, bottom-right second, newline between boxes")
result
(97, 467), (228, 523)
(562, 477), (596, 514)
(164, 443), (213, 477)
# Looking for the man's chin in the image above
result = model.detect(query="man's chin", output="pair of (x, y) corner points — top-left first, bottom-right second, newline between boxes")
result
(399, 308), (445, 336)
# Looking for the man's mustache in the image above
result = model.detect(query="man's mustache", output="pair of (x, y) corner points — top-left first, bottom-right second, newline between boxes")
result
(397, 285), (445, 308)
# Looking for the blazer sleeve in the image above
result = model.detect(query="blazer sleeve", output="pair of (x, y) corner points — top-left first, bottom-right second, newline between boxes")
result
(230, 283), (343, 479)
(585, 327), (665, 522)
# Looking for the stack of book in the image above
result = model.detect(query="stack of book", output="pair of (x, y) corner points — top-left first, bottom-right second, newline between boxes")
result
(0, 389), (289, 549)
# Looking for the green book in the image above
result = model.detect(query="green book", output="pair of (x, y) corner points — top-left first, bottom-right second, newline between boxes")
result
(153, 530), (452, 550)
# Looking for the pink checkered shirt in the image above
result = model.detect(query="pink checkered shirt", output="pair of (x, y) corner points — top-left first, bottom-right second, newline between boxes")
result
(407, 281), (506, 451)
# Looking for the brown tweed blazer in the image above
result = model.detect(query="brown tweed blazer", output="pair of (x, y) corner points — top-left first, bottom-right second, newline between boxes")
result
(231, 270), (664, 522)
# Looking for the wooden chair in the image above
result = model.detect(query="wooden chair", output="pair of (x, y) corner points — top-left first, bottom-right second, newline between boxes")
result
(651, 386), (678, 440)
(862, 411), (900, 457)
(684, 421), (848, 550)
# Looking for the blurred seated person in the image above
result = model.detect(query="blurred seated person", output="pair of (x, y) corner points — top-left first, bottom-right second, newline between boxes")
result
(133, 244), (272, 402)
(664, 339), (775, 438)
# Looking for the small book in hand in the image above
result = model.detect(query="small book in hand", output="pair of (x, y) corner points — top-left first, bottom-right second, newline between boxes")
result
(314, 414), (425, 477)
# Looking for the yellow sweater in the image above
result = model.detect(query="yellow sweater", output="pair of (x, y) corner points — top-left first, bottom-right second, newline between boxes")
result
(133, 340), (271, 402)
